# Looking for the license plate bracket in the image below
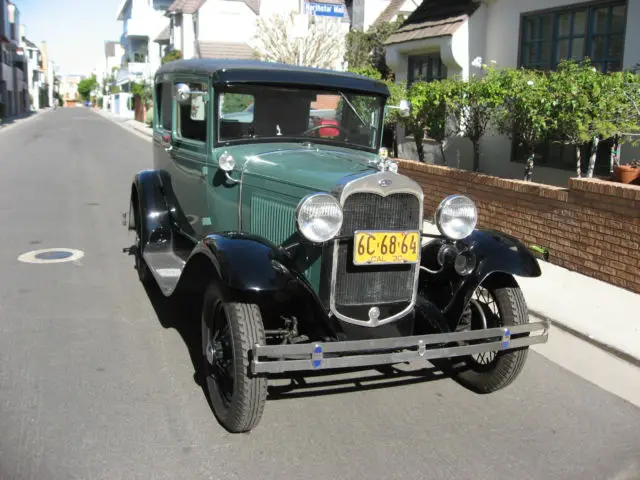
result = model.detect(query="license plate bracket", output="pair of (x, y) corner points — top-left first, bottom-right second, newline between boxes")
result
(352, 230), (420, 266)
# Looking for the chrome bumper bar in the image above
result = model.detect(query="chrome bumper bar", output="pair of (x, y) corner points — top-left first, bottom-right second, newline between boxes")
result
(251, 320), (550, 374)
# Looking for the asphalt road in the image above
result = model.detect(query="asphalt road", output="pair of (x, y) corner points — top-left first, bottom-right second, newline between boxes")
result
(1, 108), (640, 480)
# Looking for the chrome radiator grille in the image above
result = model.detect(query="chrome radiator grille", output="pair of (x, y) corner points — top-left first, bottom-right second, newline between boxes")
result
(333, 192), (421, 308)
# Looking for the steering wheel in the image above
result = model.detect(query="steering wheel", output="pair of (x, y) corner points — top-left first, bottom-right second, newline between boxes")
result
(302, 124), (350, 140)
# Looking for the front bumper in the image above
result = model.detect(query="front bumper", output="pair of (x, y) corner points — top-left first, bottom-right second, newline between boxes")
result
(251, 319), (550, 374)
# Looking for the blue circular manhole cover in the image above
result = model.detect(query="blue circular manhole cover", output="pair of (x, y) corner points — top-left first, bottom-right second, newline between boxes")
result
(35, 250), (74, 260)
(18, 248), (85, 264)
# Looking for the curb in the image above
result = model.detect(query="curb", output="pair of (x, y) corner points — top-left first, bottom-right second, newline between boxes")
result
(0, 107), (52, 134)
(529, 309), (640, 368)
(91, 109), (153, 142)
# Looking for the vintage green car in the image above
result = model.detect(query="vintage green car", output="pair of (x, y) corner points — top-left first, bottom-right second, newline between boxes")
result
(124, 59), (549, 433)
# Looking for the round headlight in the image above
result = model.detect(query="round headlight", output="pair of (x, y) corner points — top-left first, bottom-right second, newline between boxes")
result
(296, 193), (343, 243)
(435, 195), (477, 240)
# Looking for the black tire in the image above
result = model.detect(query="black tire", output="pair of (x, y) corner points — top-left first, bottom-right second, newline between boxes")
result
(132, 198), (151, 284)
(450, 274), (530, 394)
(201, 282), (267, 433)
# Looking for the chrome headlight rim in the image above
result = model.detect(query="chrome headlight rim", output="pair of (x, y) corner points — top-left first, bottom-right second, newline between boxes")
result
(295, 192), (344, 244)
(434, 194), (478, 241)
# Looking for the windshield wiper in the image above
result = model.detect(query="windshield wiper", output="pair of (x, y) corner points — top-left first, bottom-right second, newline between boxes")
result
(339, 91), (367, 127)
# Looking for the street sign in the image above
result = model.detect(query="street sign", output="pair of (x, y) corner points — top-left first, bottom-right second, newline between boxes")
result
(306, 2), (345, 18)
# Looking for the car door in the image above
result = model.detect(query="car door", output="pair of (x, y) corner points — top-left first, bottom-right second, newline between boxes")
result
(157, 77), (210, 239)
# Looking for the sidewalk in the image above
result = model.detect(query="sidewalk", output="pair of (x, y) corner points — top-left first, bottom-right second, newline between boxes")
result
(95, 108), (640, 365)
(0, 107), (52, 133)
(92, 108), (153, 138)
(423, 220), (640, 365)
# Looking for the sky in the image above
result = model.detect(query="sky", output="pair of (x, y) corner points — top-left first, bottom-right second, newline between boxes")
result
(12, 0), (123, 76)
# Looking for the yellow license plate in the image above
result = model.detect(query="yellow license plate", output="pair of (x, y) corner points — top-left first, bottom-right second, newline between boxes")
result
(353, 230), (420, 266)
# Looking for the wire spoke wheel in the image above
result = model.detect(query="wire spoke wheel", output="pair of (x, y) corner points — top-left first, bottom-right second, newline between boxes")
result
(204, 301), (235, 407)
(450, 274), (531, 394)
(467, 286), (501, 366)
(200, 282), (268, 433)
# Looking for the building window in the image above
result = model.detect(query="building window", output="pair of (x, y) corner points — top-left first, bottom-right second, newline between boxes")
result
(407, 53), (447, 86)
(520, 1), (627, 73)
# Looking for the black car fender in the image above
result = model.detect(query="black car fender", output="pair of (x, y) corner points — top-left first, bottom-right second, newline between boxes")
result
(180, 233), (341, 338)
(129, 170), (175, 246)
(440, 229), (541, 324)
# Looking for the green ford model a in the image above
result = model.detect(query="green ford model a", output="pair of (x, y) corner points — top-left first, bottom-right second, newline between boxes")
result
(124, 59), (549, 433)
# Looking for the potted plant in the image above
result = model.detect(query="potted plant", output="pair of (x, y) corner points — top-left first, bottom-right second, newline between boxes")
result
(613, 160), (640, 184)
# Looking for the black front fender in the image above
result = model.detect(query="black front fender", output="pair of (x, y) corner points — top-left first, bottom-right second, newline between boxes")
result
(442, 229), (541, 324)
(130, 169), (174, 246)
(182, 232), (340, 338)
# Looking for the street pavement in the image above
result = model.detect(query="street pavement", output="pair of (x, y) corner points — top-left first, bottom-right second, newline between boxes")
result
(1, 107), (640, 480)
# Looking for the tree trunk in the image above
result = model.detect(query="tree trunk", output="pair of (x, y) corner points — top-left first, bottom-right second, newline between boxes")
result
(392, 125), (398, 158)
(609, 135), (620, 174)
(523, 151), (535, 181)
(472, 141), (480, 171)
(575, 145), (582, 178)
(413, 130), (424, 162)
(586, 136), (599, 178)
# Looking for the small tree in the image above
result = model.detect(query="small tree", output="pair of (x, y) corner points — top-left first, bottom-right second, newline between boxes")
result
(495, 67), (555, 181)
(608, 70), (640, 172)
(411, 78), (459, 166)
(447, 68), (505, 171)
(131, 79), (152, 110)
(397, 80), (443, 163)
(252, 12), (346, 69)
(77, 75), (99, 102)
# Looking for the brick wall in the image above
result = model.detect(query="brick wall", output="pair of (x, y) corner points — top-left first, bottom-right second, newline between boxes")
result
(397, 159), (640, 295)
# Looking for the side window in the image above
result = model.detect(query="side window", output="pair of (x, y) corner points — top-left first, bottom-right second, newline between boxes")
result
(158, 81), (172, 131)
(175, 81), (207, 143)
(218, 93), (255, 141)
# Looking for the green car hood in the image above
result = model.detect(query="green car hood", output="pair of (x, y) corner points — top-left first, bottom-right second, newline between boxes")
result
(237, 143), (379, 193)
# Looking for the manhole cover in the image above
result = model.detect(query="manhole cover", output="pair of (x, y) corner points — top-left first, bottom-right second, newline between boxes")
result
(18, 248), (84, 264)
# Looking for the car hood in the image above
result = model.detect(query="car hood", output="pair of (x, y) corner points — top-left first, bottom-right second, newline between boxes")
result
(238, 144), (379, 192)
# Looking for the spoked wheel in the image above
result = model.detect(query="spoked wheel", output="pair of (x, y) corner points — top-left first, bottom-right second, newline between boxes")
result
(450, 274), (530, 394)
(201, 282), (267, 433)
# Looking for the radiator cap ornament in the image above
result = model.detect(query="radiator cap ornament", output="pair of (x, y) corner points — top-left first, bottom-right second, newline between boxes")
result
(369, 148), (399, 174)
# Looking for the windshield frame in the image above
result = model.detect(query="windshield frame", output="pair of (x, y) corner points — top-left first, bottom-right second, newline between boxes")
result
(212, 82), (388, 154)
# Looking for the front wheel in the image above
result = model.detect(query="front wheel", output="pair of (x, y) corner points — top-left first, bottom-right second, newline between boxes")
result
(201, 282), (267, 433)
(449, 274), (530, 394)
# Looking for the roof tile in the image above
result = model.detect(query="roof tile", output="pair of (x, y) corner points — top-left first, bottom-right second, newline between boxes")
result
(168, 0), (206, 14)
(385, 0), (480, 45)
(198, 41), (255, 60)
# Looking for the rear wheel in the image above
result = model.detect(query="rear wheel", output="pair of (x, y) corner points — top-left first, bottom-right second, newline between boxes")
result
(201, 282), (267, 433)
(450, 274), (530, 393)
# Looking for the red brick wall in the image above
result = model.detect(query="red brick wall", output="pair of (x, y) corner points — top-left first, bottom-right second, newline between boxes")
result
(398, 159), (640, 294)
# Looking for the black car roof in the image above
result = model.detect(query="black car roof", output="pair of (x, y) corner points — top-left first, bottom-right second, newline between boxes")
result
(155, 58), (390, 96)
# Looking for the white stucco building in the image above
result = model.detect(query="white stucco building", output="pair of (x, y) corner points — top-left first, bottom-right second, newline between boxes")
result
(20, 34), (45, 111)
(349, 0), (418, 32)
(156, 0), (358, 70)
(115, 0), (172, 91)
(385, 0), (640, 186)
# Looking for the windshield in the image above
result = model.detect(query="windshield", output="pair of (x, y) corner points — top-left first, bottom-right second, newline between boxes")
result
(216, 84), (385, 151)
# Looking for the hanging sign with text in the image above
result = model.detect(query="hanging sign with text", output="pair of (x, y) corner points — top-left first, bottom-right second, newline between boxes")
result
(305, 2), (346, 18)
